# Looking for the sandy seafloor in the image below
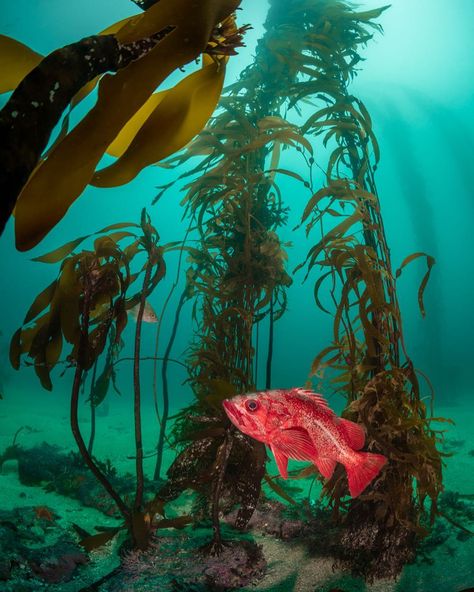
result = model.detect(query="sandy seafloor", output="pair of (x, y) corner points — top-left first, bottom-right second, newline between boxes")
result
(1, 388), (473, 592)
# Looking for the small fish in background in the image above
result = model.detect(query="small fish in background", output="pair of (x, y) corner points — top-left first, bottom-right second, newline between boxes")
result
(128, 300), (158, 324)
(223, 387), (387, 498)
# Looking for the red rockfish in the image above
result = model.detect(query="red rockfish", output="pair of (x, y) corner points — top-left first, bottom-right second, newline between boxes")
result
(222, 387), (387, 498)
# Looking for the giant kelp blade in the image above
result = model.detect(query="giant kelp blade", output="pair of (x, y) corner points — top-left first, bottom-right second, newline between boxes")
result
(264, 473), (297, 505)
(79, 527), (121, 552)
(155, 515), (193, 529)
(92, 61), (226, 187)
(32, 236), (90, 263)
(353, 5), (391, 22)
(13, 0), (232, 251)
(105, 93), (166, 158)
(418, 255), (435, 318)
(23, 280), (57, 323)
(9, 328), (22, 370)
(45, 328), (63, 368)
(0, 35), (43, 93)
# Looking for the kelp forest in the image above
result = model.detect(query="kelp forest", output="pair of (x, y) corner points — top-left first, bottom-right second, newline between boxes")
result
(0, 0), (471, 591)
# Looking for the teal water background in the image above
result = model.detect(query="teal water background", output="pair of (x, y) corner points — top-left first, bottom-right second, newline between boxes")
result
(0, 0), (473, 411)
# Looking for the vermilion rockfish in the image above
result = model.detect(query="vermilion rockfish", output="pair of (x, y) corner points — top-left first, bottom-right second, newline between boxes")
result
(222, 387), (387, 498)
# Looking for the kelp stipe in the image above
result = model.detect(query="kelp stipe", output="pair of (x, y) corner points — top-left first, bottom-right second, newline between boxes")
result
(8, 210), (188, 550)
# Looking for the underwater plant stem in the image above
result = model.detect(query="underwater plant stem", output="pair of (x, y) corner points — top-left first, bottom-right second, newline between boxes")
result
(210, 427), (234, 552)
(70, 290), (129, 521)
(87, 358), (99, 455)
(114, 355), (187, 369)
(132, 261), (153, 510)
(265, 295), (274, 389)
(154, 285), (188, 481)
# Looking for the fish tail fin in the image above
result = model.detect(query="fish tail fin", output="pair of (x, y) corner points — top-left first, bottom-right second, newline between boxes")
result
(344, 451), (387, 498)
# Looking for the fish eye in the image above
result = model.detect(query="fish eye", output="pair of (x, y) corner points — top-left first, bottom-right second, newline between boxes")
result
(245, 399), (259, 412)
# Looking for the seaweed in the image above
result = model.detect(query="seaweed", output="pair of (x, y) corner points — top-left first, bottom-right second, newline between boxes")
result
(9, 210), (174, 550)
(0, 0), (246, 246)
(148, 0), (446, 579)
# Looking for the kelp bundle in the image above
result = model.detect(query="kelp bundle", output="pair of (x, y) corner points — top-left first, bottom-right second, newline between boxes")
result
(155, 0), (444, 575)
(262, 0), (444, 579)
(0, 0), (245, 247)
(154, 7), (310, 550)
(8, 211), (188, 550)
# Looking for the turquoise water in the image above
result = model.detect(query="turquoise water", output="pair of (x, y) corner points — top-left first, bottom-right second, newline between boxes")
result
(0, 1), (473, 591)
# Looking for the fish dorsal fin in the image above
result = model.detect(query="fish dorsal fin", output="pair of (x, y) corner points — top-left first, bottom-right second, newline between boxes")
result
(291, 387), (334, 414)
(338, 418), (365, 450)
(271, 427), (317, 462)
(270, 445), (289, 479)
(314, 456), (336, 479)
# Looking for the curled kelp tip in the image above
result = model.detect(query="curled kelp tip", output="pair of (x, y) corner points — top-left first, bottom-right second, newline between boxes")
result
(205, 15), (252, 58)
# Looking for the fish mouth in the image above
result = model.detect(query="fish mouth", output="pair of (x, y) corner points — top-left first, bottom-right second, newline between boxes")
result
(222, 399), (243, 426)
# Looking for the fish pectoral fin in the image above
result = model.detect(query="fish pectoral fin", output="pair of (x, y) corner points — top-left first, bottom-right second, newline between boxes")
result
(272, 427), (317, 462)
(270, 445), (289, 479)
(337, 418), (365, 450)
(313, 456), (336, 479)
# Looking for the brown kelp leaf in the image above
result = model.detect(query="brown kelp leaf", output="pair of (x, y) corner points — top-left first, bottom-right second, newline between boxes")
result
(45, 328), (63, 368)
(9, 328), (22, 369)
(418, 255), (435, 318)
(32, 223), (138, 263)
(306, 211), (363, 266)
(34, 357), (53, 391)
(32, 236), (90, 263)
(23, 280), (57, 323)
(14, 0), (239, 250)
(105, 93), (166, 158)
(155, 515), (193, 529)
(71, 523), (90, 539)
(92, 60), (226, 187)
(0, 34), (43, 93)
(264, 473), (297, 505)
(98, 221), (140, 233)
(395, 251), (435, 317)
(310, 344), (341, 375)
(266, 168), (308, 185)
(79, 527), (122, 551)
(90, 364), (112, 407)
(59, 294), (81, 344)
(353, 6), (390, 21)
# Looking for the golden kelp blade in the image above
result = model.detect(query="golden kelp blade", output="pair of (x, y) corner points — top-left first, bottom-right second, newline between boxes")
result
(93, 61), (226, 187)
(106, 93), (166, 158)
(0, 35), (42, 94)
(14, 0), (236, 251)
